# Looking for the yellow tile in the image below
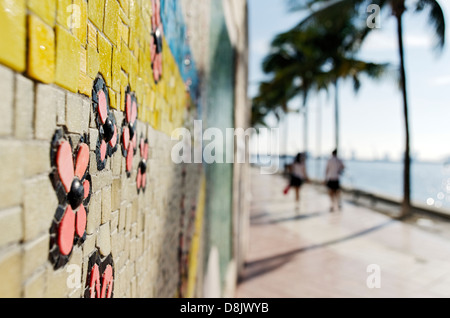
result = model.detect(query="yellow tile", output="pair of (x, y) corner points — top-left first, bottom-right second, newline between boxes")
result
(55, 25), (81, 92)
(28, 0), (56, 26)
(141, 10), (151, 35)
(146, 110), (152, 125)
(80, 47), (87, 73)
(79, 72), (93, 97)
(128, 0), (136, 21)
(130, 36), (138, 56)
(109, 89), (117, 109)
(120, 70), (128, 87)
(120, 41), (130, 73)
(118, 0), (128, 16)
(119, 6), (129, 25)
(119, 71), (128, 111)
(112, 46), (121, 91)
(116, 90), (121, 110)
(138, 48), (145, 79)
(0, 0), (26, 72)
(73, 0), (88, 45)
(149, 90), (155, 111)
(57, 0), (72, 29)
(153, 110), (160, 131)
(129, 55), (138, 91)
(87, 22), (98, 47)
(128, 29), (135, 53)
(120, 22), (129, 45)
(27, 15), (55, 84)
(98, 33), (112, 87)
(144, 45), (152, 75)
(104, 0), (119, 45)
(137, 103), (142, 121)
(87, 44), (100, 78)
(120, 85), (126, 112)
(88, 0), (105, 30)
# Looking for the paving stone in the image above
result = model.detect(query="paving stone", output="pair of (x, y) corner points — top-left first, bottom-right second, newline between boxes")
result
(0, 140), (23, 210)
(35, 84), (57, 140)
(0, 246), (22, 297)
(22, 233), (49, 278)
(23, 176), (57, 242)
(86, 191), (101, 235)
(97, 222), (111, 256)
(0, 207), (23, 246)
(14, 74), (34, 139)
(66, 92), (90, 134)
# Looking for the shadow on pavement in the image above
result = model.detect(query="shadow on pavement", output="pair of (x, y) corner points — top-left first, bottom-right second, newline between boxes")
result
(251, 211), (329, 225)
(240, 219), (396, 284)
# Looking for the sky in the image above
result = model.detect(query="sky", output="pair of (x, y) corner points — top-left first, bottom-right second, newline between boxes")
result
(248, 0), (450, 162)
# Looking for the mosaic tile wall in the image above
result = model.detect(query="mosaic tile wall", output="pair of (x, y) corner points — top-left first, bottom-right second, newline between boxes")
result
(0, 0), (211, 298)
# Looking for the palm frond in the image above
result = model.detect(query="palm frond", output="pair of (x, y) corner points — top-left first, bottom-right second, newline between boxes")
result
(415, 0), (445, 51)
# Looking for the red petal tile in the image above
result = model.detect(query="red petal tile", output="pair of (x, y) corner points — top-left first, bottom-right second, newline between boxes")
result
(100, 140), (107, 161)
(126, 144), (134, 172)
(98, 90), (108, 125)
(122, 127), (130, 151)
(131, 100), (137, 124)
(143, 143), (149, 160)
(76, 205), (87, 237)
(57, 141), (75, 193)
(136, 171), (142, 189)
(58, 206), (75, 256)
(132, 133), (137, 150)
(101, 265), (114, 298)
(90, 264), (101, 298)
(142, 173), (147, 188)
(83, 179), (90, 199)
(126, 94), (132, 123)
(74, 143), (89, 179)
(153, 68), (159, 82)
(109, 125), (117, 147)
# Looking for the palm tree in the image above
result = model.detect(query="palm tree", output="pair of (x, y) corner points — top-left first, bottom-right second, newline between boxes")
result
(252, 44), (317, 154)
(259, 28), (332, 156)
(267, 17), (388, 153)
(327, 55), (387, 152)
(290, 0), (445, 217)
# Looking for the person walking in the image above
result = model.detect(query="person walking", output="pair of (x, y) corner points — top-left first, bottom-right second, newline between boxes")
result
(284, 153), (308, 204)
(325, 149), (345, 212)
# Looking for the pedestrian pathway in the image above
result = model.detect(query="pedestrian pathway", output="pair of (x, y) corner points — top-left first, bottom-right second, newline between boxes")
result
(235, 168), (450, 298)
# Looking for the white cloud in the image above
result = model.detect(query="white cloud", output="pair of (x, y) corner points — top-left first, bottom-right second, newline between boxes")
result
(404, 34), (433, 49)
(362, 30), (433, 53)
(361, 31), (396, 51)
(430, 75), (450, 86)
(250, 38), (270, 56)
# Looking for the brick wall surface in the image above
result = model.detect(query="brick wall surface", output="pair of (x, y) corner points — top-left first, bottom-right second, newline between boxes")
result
(0, 0), (222, 298)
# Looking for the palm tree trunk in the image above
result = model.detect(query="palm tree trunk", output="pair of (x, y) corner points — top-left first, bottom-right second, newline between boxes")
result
(395, 10), (411, 217)
(316, 92), (322, 179)
(283, 102), (289, 157)
(304, 106), (308, 155)
(334, 79), (340, 152)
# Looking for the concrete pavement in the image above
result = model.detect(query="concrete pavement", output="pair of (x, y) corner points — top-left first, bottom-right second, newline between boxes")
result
(235, 168), (450, 298)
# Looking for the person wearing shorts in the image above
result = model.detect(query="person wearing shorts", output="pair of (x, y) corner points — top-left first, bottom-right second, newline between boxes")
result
(286, 153), (308, 204)
(325, 150), (345, 212)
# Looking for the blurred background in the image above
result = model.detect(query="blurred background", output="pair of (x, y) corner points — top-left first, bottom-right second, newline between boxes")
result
(249, 0), (450, 214)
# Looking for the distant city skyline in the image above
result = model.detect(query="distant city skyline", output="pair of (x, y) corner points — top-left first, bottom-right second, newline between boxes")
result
(248, 0), (450, 163)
